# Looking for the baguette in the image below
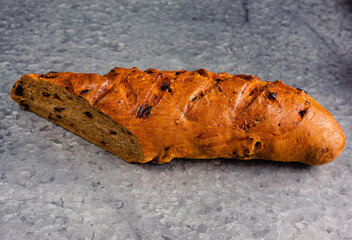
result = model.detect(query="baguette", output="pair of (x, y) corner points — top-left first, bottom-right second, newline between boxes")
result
(10, 67), (345, 165)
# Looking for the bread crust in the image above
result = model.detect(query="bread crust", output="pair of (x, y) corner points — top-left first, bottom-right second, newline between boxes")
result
(11, 67), (345, 165)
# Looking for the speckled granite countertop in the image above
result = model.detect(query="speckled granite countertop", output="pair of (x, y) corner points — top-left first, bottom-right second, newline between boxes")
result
(1, 0), (351, 239)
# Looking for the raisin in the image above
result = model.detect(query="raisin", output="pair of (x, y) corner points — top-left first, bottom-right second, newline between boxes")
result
(240, 75), (253, 81)
(196, 69), (207, 76)
(136, 105), (152, 118)
(296, 88), (308, 94)
(44, 71), (58, 78)
(54, 107), (65, 112)
(53, 94), (62, 100)
(232, 151), (239, 158)
(299, 110), (307, 118)
(161, 82), (171, 91)
(249, 89), (256, 96)
(80, 89), (89, 95)
(14, 84), (24, 96)
(268, 92), (278, 100)
(84, 112), (93, 118)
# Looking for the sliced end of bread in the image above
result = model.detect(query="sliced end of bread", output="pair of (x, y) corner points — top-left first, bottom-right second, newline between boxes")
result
(11, 74), (144, 162)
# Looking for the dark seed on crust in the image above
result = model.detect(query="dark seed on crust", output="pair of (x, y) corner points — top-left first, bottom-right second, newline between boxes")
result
(42, 92), (51, 97)
(70, 123), (75, 127)
(192, 96), (198, 101)
(15, 84), (24, 96)
(176, 71), (181, 75)
(255, 141), (262, 148)
(278, 123), (281, 126)
(147, 70), (153, 74)
(110, 130), (117, 135)
(101, 141), (106, 145)
(136, 105), (152, 118)
(215, 78), (221, 83)
(80, 89), (89, 95)
(84, 111), (93, 118)
(56, 115), (63, 119)
(268, 92), (278, 100)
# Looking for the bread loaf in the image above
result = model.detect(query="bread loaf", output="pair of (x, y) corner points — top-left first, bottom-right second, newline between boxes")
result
(11, 67), (345, 165)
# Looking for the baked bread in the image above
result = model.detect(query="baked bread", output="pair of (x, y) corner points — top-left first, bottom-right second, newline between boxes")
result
(11, 67), (345, 165)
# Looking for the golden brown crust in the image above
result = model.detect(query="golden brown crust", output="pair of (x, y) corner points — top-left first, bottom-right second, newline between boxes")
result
(11, 67), (345, 165)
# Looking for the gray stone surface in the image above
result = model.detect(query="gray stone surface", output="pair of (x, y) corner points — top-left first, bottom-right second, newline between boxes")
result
(0, 0), (351, 239)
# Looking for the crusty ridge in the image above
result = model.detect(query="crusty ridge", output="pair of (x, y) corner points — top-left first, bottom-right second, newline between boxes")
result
(11, 67), (345, 165)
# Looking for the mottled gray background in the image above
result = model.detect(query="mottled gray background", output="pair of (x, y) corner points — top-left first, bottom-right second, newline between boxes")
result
(0, 0), (351, 239)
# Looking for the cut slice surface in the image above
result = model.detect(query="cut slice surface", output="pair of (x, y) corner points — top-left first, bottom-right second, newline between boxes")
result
(11, 74), (144, 162)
